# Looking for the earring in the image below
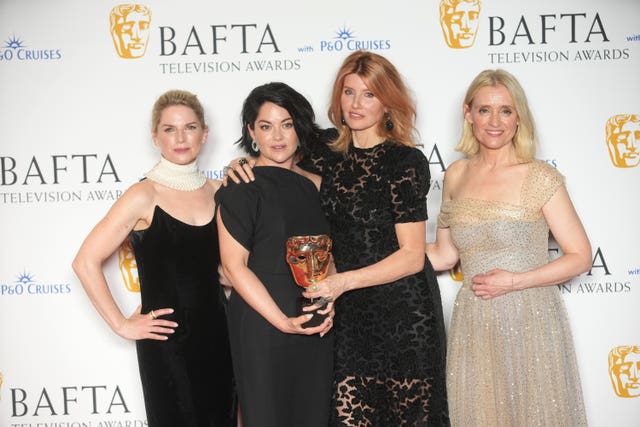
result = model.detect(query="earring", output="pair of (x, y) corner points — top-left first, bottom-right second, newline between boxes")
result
(341, 118), (346, 125)
(251, 140), (259, 152)
(385, 115), (394, 131)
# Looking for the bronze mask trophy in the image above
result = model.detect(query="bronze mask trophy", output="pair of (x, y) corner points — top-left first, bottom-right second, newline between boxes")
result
(286, 235), (332, 328)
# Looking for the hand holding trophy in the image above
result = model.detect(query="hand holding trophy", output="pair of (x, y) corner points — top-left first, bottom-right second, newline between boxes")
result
(286, 235), (333, 328)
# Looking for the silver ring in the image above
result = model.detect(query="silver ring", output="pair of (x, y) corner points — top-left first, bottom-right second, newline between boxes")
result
(238, 158), (248, 166)
(222, 166), (230, 176)
(317, 297), (331, 306)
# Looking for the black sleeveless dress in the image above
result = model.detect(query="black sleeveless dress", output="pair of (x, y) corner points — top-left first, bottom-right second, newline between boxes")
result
(129, 206), (236, 427)
(215, 166), (334, 427)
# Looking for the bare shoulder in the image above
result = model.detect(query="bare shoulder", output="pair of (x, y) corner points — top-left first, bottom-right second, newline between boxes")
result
(111, 179), (157, 220)
(122, 179), (155, 205)
(442, 158), (468, 194)
(207, 178), (222, 193)
(445, 158), (468, 176)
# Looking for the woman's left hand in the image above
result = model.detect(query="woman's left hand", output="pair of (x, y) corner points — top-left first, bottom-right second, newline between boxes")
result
(471, 269), (518, 300)
(302, 273), (347, 305)
(300, 298), (335, 338)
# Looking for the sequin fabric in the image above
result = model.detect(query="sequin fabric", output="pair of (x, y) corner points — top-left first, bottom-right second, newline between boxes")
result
(438, 160), (587, 426)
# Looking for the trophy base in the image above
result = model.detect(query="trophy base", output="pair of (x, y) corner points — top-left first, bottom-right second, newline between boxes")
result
(299, 297), (329, 328)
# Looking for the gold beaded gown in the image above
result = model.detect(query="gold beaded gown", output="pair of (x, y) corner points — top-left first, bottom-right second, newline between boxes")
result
(438, 160), (587, 426)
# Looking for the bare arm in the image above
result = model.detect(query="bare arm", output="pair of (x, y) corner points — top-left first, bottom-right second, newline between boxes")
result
(425, 164), (460, 271)
(216, 210), (332, 336)
(471, 185), (592, 299)
(72, 183), (177, 340)
(426, 226), (460, 271)
(304, 221), (427, 302)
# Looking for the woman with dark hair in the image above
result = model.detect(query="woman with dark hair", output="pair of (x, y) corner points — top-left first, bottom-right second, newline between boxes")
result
(215, 82), (335, 427)
(226, 52), (450, 426)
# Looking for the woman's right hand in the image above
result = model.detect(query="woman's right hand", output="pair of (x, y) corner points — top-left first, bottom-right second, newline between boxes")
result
(115, 304), (178, 341)
(223, 157), (256, 185)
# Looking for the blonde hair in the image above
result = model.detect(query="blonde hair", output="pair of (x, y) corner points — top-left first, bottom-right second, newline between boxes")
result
(327, 50), (417, 153)
(457, 69), (536, 162)
(151, 89), (206, 132)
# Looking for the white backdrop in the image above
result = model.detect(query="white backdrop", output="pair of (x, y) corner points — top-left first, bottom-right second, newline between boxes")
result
(1, 0), (639, 425)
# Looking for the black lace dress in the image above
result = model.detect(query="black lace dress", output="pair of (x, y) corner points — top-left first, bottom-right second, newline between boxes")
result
(299, 133), (450, 426)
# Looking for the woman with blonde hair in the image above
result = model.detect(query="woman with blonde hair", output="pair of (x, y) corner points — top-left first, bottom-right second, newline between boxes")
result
(73, 89), (236, 426)
(427, 69), (590, 425)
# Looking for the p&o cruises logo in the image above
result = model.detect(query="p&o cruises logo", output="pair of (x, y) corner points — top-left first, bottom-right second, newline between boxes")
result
(0, 35), (62, 62)
(0, 271), (71, 297)
(312, 26), (392, 54)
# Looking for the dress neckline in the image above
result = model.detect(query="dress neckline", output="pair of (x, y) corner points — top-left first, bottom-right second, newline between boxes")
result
(350, 140), (389, 153)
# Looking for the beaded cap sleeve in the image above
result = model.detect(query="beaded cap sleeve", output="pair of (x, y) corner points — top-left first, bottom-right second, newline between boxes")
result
(437, 159), (565, 229)
(521, 159), (564, 209)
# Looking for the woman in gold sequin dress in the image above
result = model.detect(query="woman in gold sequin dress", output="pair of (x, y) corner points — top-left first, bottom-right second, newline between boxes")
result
(427, 69), (590, 426)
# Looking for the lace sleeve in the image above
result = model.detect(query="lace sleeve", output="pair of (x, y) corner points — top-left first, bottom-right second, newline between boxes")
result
(389, 147), (430, 223)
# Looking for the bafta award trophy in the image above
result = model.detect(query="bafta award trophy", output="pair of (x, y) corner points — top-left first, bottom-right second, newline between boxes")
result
(286, 235), (332, 328)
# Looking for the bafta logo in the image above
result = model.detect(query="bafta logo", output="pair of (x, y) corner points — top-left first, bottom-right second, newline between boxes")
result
(286, 235), (333, 328)
(118, 237), (140, 292)
(606, 114), (640, 168)
(449, 261), (463, 282)
(608, 346), (640, 398)
(109, 4), (152, 59)
(439, 0), (481, 49)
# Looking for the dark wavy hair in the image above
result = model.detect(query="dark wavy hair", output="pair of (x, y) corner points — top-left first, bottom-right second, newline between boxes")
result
(236, 82), (321, 156)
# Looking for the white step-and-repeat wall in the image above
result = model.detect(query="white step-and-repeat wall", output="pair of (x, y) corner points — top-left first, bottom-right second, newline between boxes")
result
(1, 0), (638, 425)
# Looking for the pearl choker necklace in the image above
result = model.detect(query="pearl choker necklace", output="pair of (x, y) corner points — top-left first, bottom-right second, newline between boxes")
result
(144, 157), (206, 191)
